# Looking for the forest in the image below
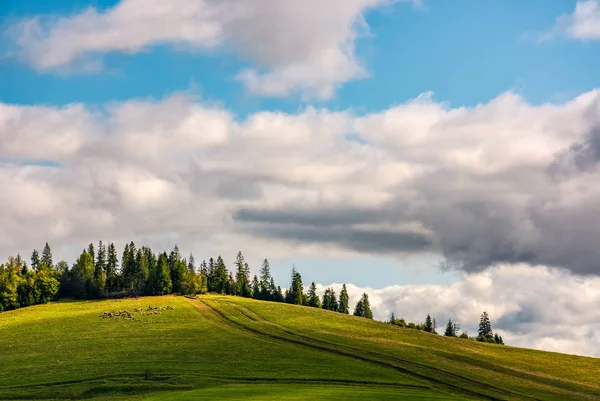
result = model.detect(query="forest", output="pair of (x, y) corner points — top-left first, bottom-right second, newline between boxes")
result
(0, 241), (504, 344)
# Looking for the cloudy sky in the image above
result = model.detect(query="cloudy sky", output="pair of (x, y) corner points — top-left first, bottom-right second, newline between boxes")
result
(2, 0), (600, 356)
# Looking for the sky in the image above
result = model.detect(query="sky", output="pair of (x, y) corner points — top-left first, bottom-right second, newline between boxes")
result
(1, 0), (600, 356)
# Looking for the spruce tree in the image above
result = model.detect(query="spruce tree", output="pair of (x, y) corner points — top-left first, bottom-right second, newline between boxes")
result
(95, 241), (106, 274)
(188, 253), (196, 274)
(307, 282), (321, 307)
(444, 319), (455, 337)
(234, 252), (251, 297)
(259, 258), (272, 300)
(105, 242), (118, 292)
(353, 293), (373, 319)
(287, 266), (304, 305)
(150, 253), (172, 295)
(336, 284), (349, 314)
(424, 314), (434, 333)
(478, 311), (493, 340)
(322, 288), (338, 311)
(41, 243), (53, 269)
(30, 250), (40, 272)
(87, 243), (95, 262)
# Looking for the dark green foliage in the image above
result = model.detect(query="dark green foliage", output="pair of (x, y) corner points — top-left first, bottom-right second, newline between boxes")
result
(307, 282), (321, 308)
(258, 258), (272, 300)
(286, 266), (304, 305)
(338, 284), (349, 314)
(322, 287), (338, 311)
(459, 332), (469, 339)
(251, 275), (260, 298)
(234, 252), (252, 297)
(389, 313), (407, 327)
(353, 293), (373, 319)
(188, 253), (196, 274)
(444, 319), (456, 337)
(424, 314), (435, 333)
(478, 311), (493, 340)
(30, 250), (40, 272)
(41, 243), (53, 269)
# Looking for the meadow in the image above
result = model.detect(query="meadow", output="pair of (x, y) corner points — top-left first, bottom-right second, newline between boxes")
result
(0, 295), (598, 400)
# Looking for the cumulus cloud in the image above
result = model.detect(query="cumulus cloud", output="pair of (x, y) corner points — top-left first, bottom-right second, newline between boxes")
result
(5, 0), (417, 99)
(538, 0), (600, 42)
(3, 89), (600, 276)
(318, 264), (600, 357)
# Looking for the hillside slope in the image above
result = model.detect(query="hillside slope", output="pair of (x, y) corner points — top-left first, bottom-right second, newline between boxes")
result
(0, 295), (598, 400)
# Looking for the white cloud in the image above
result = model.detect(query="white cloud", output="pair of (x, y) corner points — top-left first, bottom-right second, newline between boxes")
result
(318, 264), (600, 357)
(6, 0), (417, 99)
(538, 1), (600, 42)
(3, 89), (600, 354)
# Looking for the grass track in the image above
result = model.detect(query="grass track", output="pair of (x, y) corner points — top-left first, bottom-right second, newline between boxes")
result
(0, 295), (598, 400)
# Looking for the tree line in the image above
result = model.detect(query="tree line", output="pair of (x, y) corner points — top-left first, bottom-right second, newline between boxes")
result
(0, 241), (375, 318)
(388, 310), (505, 344)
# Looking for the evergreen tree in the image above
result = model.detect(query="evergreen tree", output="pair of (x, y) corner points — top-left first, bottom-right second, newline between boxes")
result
(199, 260), (208, 276)
(322, 287), (338, 311)
(136, 248), (150, 293)
(95, 241), (106, 274)
(41, 242), (53, 269)
(251, 275), (260, 298)
(478, 311), (493, 339)
(338, 284), (349, 314)
(216, 256), (229, 294)
(71, 250), (95, 298)
(168, 249), (187, 294)
(149, 253), (172, 295)
(353, 293), (373, 319)
(105, 242), (118, 292)
(274, 285), (284, 302)
(286, 266), (304, 305)
(444, 319), (456, 337)
(30, 250), (40, 272)
(187, 253), (196, 274)
(307, 282), (321, 307)
(424, 314), (434, 333)
(234, 252), (251, 297)
(259, 258), (272, 300)
(87, 243), (95, 262)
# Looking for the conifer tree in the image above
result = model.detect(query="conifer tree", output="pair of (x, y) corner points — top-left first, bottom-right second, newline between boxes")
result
(259, 258), (272, 300)
(287, 266), (304, 305)
(87, 243), (95, 262)
(199, 260), (208, 276)
(30, 250), (40, 272)
(353, 293), (373, 319)
(424, 314), (434, 333)
(444, 319), (456, 337)
(105, 242), (118, 292)
(234, 252), (251, 297)
(322, 287), (338, 311)
(149, 253), (172, 295)
(307, 282), (321, 307)
(478, 311), (493, 340)
(95, 241), (106, 274)
(216, 256), (229, 294)
(251, 275), (260, 298)
(338, 284), (349, 314)
(187, 253), (196, 274)
(41, 243), (53, 269)
(136, 248), (150, 293)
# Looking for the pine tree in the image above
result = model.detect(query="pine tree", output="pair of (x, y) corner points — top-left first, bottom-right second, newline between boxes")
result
(30, 250), (40, 272)
(478, 311), (493, 340)
(234, 252), (251, 297)
(287, 266), (304, 305)
(199, 260), (208, 276)
(353, 293), (373, 319)
(188, 253), (196, 274)
(424, 314), (434, 333)
(149, 253), (172, 295)
(307, 282), (321, 307)
(41, 243), (53, 269)
(95, 241), (106, 274)
(251, 275), (260, 298)
(105, 242), (118, 292)
(136, 248), (150, 293)
(338, 284), (349, 314)
(259, 258), (272, 300)
(216, 256), (229, 294)
(87, 243), (95, 262)
(444, 319), (456, 337)
(322, 288), (338, 311)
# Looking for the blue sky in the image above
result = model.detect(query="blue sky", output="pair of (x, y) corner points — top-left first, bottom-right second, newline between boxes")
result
(2, 0), (598, 116)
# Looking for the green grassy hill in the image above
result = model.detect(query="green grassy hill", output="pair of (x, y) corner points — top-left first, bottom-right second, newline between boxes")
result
(1, 295), (598, 401)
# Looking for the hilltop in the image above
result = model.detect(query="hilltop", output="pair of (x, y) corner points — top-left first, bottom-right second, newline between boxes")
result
(1, 295), (599, 400)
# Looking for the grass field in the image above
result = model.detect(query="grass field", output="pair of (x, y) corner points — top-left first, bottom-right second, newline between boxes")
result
(0, 295), (598, 400)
